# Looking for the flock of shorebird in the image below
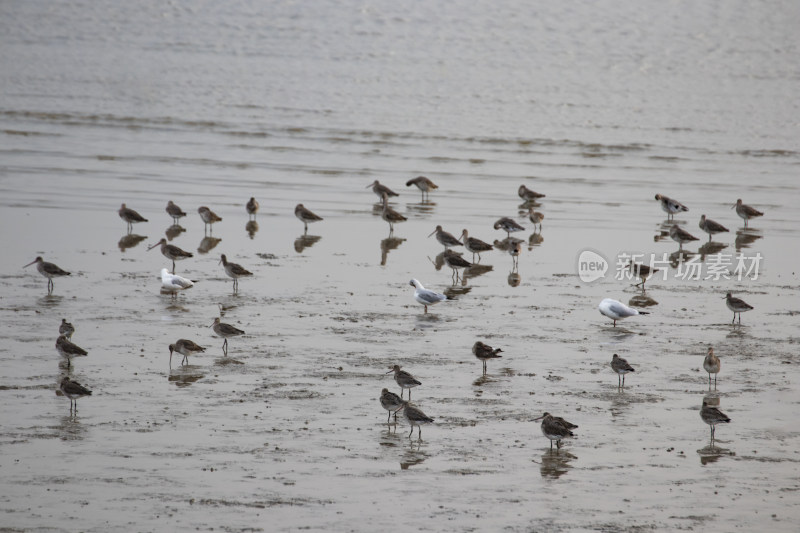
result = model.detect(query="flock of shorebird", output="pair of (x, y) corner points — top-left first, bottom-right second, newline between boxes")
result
(26, 179), (763, 448)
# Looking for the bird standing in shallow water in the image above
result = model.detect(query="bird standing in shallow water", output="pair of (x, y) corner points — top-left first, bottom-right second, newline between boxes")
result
(493, 217), (525, 238)
(246, 197), (259, 220)
(472, 341), (503, 374)
(59, 319), (75, 340)
(598, 298), (649, 327)
(409, 279), (446, 314)
(700, 399), (730, 443)
(23, 256), (70, 293)
(160, 268), (195, 298)
(366, 180), (399, 202)
(725, 292), (753, 324)
(211, 317), (244, 356)
(169, 339), (206, 366)
(459, 229), (493, 263)
(698, 215), (729, 241)
(60, 377), (92, 412)
(147, 238), (194, 272)
(119, 203), (148, 233)
(294, 204), (323, 233)
(611, 353), (635, 387)
(429, 225), (463, 251)
(518, 184), (546, 202)
(406, 176), (438, 201)
(197, 206), (222, 233)
(219, 254), (253, 292)
(166, 201), (187, 224)
(703, 347), (721, 388)
(628, 261), (659, 290)
(527, 208), (544, 232)
(534, 413), (577, 450)
(380, 192), (407, 234)
(654, 194), (688, 220)
(669, 224), (699, 250)
(401, 401), (434, 439)
(733, 199), (764, 228)
(380, 388), (404, 423)
(56, 335), (88, 367)
(387, 365), (421, 400)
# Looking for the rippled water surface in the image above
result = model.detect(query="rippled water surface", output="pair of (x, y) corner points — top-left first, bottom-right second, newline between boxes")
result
(2, 1), (799, 531)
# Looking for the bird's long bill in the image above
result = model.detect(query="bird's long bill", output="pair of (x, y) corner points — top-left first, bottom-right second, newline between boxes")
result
(533, 415), (545, 421)
(209, 321), (216, 327)
(427, 229), (437, 238)
(386, 369), (395, 374)
(364, 183), (374, 189)
(218, 258), (223, 265)
(146, 242), (159, 251)
(22, 259), (37, 268)
(730, 203), (736, 209)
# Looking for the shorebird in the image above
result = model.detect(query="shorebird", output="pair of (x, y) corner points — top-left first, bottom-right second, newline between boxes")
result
(518, 184), (546, 202)
(380, 192), (407, 233)
(366, 180), (399, 202)
(56, 335), (88, 367)
(459, 229), (493, 263)
(160, 268), (195, 298)
(443, 249), (472, 282)
(699, 215), (729, 241)
(197, 206), (222, 233)
(700, 399), (730, 443)
(611, 353), (635, 387)
(628, 261), (659, 290)
(219, 254), (253, 292)
(409, 278), (447, 314)
(211, 317), (244, 356)
(23, 256), (70, 293)
(669, 224), (700, 250)
(406, 176), (438, 201)
(119, 203), (148, 233)
(725, 292), (753, 324)
(387, 364), (421, 400)
(294, 204), (323, 233)
(59, 319), (75, 340)
(60, 377), (92, 412)
(147, 238), (193, 272)
(246, 197), (259, 220)
(493, 217), (525, 238)
(472, 341), (503, 374)
(733, 199), (764, 228)
(428, 225), (463, 250)
(528, 208), (544, 232)
(402, 401), (434, 439)
(508, 241), (522, 270)
(654, 194), (688, 220)
(534, 413), (577, 450)
(703, 347), (721, 388)
(380, 388), (405, 423)
(598, 298), (649, 327)
(165, 201), (187, 224)
(168, 339), (206, 366)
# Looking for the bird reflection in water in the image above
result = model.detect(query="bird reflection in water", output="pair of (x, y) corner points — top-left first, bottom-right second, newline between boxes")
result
(735, 229), (761, 252)
(245, 220), (259, 239)
(294, 234), (321, 253)
(493, 236), (524, 252)
(118, 233), (147, 252)
(165, 224), (186, 241)
(539, 450), (577, 479)
(405, 201), (436, 215)
(528, 232), (544, 250)
(669, 249), (694, 268)
(697, 394), (733, 460)
(400, 443), (428, 469)
(57, 412), (88, 439)
(508, 271), (521, 287)
(443, 249), (472, 284)
(380, 236), (406, 266)
(197, 236), (222, 255)
(168, 367), (205, 388)
(462, 263), (492, 283)
(628, 293), (658, 309)
(698, 241), (727, 260)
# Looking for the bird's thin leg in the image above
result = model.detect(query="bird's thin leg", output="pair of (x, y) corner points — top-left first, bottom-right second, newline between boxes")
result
(222, 338), (228, 356)
(424, 305), (428, 314)
(408, 426), (413, 438)
(387, 412), (391, 423)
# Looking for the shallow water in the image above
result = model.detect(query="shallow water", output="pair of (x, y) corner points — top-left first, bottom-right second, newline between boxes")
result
(2, 1), (800, 531)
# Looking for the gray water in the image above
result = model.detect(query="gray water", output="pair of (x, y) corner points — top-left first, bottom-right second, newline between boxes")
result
(1, 1), (800, 531)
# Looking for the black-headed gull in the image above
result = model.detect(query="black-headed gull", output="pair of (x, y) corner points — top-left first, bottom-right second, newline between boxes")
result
(409, 278), (446, 314)
(598, 298), (648, 327)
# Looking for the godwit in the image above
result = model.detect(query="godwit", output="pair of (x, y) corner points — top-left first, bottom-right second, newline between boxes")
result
(380, 193), (407, 233)
(402, 402), (434, 439)
(56, 335), (88, 367)
(669, 224), (700, 250)
(246, 197), (259, 220)
(294, 204), (322, 233)
(733, 199), (764, 228)
(472, 341), (503, 374)
(366, 180), (399, 201)
(219, 254), (253, 292)
(211, 317), (244, 356)
(387, 364), (421, 400)
(698, 215), (729, 241)
(703, 347), (721, 388)
(165, 201), (187, 224)
(518, 185), (546, 202)
(119, 203), (148, 233)
(59, 319), (75, 340)
(406, 176), (438, 201)
(380, 388), (405, 423)
(528, 208), (544, 232)
(147, 238), (193, 272)
(60, 377), (92, 412)
(459, 229), (493, 263)
(611, 353), (635, 387)
(168, 339), (206, 366)
(725, 292), (753, 324)
(534, 413), (577, 450)
(197, 206), (222, 233)
(700, 399), (730, 443)
(428, 225), (463, 250)
(493, 217), (525, 238)
(628, 261), (659, 290)
(23, 256), (70, 293)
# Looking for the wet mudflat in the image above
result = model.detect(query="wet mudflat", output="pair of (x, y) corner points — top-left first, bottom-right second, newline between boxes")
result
(2, 1), (800, 531)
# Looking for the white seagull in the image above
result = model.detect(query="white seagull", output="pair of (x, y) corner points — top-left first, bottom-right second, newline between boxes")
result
(409, 279), (446, 314)
(160, 268), (195, 296)
(598, 298), (649, 327)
